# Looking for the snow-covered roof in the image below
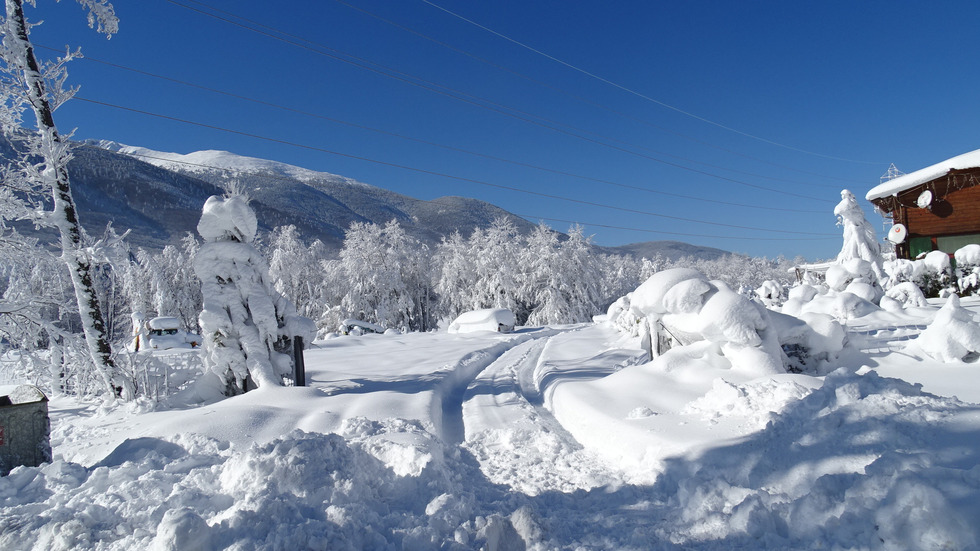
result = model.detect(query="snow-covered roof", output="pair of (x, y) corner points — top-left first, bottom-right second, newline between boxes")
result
(866, 149), (980, 201)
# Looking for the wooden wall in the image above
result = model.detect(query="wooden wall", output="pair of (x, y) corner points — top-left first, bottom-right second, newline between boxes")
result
(900, 178), (980, 237)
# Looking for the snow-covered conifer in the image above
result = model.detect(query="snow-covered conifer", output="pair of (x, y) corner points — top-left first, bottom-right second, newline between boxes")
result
(194, 195), (309, 394)
(834, 189), (883, 282)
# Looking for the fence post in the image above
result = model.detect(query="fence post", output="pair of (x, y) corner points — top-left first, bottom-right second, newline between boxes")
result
(293, 336), (306, 387)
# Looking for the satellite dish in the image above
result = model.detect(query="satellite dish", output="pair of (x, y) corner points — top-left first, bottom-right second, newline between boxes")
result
(887, 223), (908, 244)
(916, 190), (933, 209)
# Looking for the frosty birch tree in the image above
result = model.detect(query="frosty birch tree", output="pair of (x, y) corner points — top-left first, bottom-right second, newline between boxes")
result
(1, 0), (130, 397)
(194, 195), (310, 395)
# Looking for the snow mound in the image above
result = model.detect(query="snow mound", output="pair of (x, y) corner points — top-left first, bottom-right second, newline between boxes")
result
(913, 294), (980, 362)
(682, 377), (812, 429)
(629, 268), (706, 317)
(448, 309), (516, 334)
(0, 429), (518, 550)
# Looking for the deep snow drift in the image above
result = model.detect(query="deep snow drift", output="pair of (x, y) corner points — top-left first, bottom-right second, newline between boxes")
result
(2, 293), (980, 549)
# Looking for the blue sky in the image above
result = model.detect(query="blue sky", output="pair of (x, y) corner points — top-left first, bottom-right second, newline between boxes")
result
(24, 0), (980, 259)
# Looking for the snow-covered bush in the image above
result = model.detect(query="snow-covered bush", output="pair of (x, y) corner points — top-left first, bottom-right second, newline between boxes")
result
(913, 295), (980, 362)
(884, 282), (928, 309)
(605, 294), (641, 336)
(913, 251), (955, 298)
(954, 244), (980, 296)
(194, 196), (314, 395)
(755, 280), (784, 307)
(623, 268), (787, 376)
(882, 258), (915, 290)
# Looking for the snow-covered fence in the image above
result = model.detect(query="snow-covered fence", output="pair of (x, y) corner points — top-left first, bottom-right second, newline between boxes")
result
(119, 351), (205, 399)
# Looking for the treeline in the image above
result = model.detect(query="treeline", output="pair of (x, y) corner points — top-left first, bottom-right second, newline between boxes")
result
(115, 218), (801, 335)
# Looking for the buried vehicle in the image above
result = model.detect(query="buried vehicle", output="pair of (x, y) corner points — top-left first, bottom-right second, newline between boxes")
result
(448, 308), (516, 334)
(339, 319), (385, 336)
(146, 317), (201, 350)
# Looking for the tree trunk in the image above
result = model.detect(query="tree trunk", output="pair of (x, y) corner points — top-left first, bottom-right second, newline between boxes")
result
(4, 0), (131, 399)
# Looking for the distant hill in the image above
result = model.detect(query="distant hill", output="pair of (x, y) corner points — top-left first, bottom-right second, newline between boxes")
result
(2, 136), (729, 262)
(610, 240), (730, 261)
(63, 141), (537, 251)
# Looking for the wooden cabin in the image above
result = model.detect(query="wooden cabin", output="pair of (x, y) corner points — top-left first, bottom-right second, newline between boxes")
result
(866, 150), (980, 259)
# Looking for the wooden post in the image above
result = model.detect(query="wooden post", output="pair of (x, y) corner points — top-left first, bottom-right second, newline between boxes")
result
(293, 336), (306, 387)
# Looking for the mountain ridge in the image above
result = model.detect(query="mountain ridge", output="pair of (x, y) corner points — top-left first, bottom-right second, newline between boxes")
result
(10, 138), (730, 260)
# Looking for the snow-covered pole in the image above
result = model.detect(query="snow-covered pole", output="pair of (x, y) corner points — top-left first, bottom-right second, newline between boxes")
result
(3, 0), (130, 399)
(293, 336), (306, 387)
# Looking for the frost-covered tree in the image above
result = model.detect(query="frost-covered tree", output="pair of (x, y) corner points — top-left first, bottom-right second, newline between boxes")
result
(333, 220), (430, 331)
(523, 224), (603, 325)
(194, 195), (310, 395)
(433, 230), (477, 322)
(471, 218), (523, 314)
(834, 189), (883, 281)
(0, 0), (130, 398)
(266, 225), (329, 323)
(122, 234), (202, 332)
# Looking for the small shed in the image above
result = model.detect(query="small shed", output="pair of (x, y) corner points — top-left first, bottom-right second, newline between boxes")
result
(0, 385), (52, 476)
(867, 150), (980, 259)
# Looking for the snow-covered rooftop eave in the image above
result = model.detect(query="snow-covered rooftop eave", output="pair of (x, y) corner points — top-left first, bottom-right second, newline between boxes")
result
(866, 149), (980, 202)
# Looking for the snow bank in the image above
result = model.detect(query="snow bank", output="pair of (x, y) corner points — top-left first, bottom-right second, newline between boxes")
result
(0, 429), (502, 551)
(913, 295), (980, 362)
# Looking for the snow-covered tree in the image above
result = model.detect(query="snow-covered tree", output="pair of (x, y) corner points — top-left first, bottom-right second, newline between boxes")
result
(0, 0), (130, 398)
(834, 189), (883, 281)
(471, 218), (523, 315)
(523, 224), (603, 325)
(332, 220), (431, 331)
(433, 230), (477, 322)
(194, 195), (310, 395)
(266, 224), (327, 321)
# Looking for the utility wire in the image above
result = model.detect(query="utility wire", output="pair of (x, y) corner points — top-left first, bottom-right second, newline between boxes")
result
(46, 45), (827, 214)
(331, 0), (866, 187)
(422, 0), (882, 166)
(160, 0), (834, 203)
(73, 96), (838, 237)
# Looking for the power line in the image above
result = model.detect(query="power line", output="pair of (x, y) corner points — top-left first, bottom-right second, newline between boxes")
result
(73, 96), (838, 237)
(46, 45), (828, 214)
(330, 0), (867, 187)
(158, 0), (834, 203)
(421, 0), (883, 166)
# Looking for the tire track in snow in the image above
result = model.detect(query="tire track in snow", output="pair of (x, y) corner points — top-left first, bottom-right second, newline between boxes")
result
(461, 326), (633, 495)
(434, 329), (562, 446)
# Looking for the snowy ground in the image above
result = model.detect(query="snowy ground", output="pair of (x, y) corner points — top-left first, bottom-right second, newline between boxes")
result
(2, 300), (980, 550)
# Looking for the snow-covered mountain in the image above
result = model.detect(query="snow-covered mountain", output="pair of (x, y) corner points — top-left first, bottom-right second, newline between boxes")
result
(614, 240), (729, 261)
(5, 136), (730, 258)
(63, 141), (537, 251)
